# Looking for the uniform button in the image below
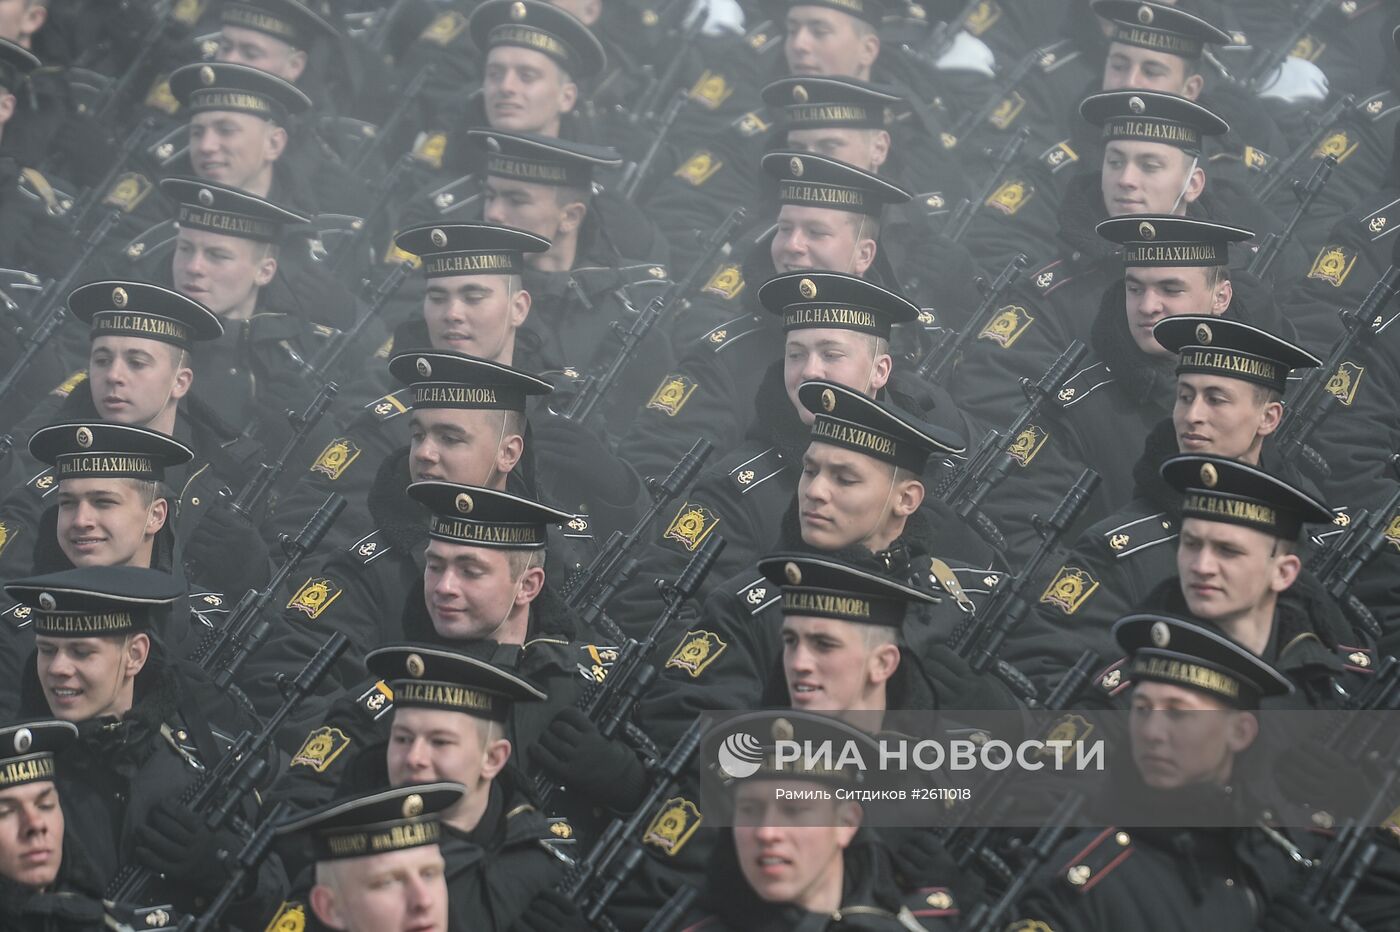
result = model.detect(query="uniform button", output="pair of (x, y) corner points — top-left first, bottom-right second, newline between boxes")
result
(228, 368), (238, 376)
(191, 497), (200, 506)
(1224, 878), (1234, 887)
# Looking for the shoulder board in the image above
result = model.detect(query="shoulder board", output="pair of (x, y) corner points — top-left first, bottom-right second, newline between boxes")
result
(1038, 140), (1079, 174)
(1030, 259), (1068, 294)
(189, 590), (229, 613)
(909, 886), (959, 919)
(1358, 90), (1400, 122)
(1338, 644), (1376, 674)
(0, 518), (18, 560)
(311, 323), (339, 341)
(3, 602), (33, 629)
(560, 513), (593, 540)
(26, 467), (57, 498)
(364, 389), (412, 421)
(18, 168), (72, 218)
(1058, 827), (1135, 893)
(147, 125), (190, 167)
(356, 679), (395, 720)
(419, 9), (468, 45)
(733, 110), (772, 138)
(738, 574), (780, 614)
(702, 314), (765, 352)
(160, 722), (207, 770)
(1359, 196), (1400, 242)
(578, 643), (621, 683)
(537, 814), (577, 845)
(617, 262), (670, 286)
(915, 191), (950, 216)
(121, 219), (177, 262)
(48, 370), (87, 398)
(948, 566), (1005, 597)
(1310, 506), (1352, 547)
(1056, 361), (1114, 408)
(1345, 0), (1381, 19)
(1036, 40), (1081, 73)
(425, 174), (480, 215)
(1102, 512), (1176, 559)
(1095, 657), (1131, 697)
(348, 529), (392, 564)
(743, 19), (781, 54)
(729, 447), (786, 494)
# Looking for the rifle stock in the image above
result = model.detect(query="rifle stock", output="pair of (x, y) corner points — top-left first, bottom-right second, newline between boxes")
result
(916, 253), (1028, 385)
(229, 382), (339, 521)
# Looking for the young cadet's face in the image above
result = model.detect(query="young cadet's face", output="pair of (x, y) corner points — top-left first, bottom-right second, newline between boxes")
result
(316, 846), (448, 932)
(387, 708), (491, 798)
(172, 228), (273, 318)
(1174, 374), (1273, 457)
(409, 409), (512, 485)
(1101, 141), (1199, 216)
(798, 444), (896, 550)
(422, 274), (522, 362)
(784, 7), (875, 78)
(733, 782), (857, 910)
(772, 206), (871, 274)
(1123, 266), (1221, 357)
(1103, 44), (1197, 96)
(88, 337), (187, 426)
(1130, 682), (1250, 789)
(483, 46), (576, 134)
(0, 781), (63, 890)
(783, 329), (885, 425)
(423, 541), (520, 640)
(35, 635), (142, 722)
(216, 25), (306, 82)
(481, 177), (566, 241)
(782, 616), (885, 710)
(57, 478), (159, 568)
(189, 111), (281, 189)
(1177, 519), (1286, 622)
(786, 128), (886, 172)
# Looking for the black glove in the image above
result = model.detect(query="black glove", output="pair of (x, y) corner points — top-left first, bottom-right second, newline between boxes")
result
(509, 889), (592, 932)
(529, 413), (637, 504)
(184, 501), (272, 594)
(1259, 893), (1339, 932)
(887, 826), (956, 885)
(132, 799), (240, 899)
(533, 707), (648, 811)
(921, 644), (1021, 711)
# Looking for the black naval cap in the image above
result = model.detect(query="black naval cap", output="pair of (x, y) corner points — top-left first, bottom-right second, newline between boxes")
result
(393, 222), (550, 279)
(468, 129), (622, 188)
(169, 61), (312, 121)
(758, 552), (936, 627)
(5, 566), (183, 638)
(1160, 454), (1333, 540)
(408, 482), (574, 551)
(1153, 316), (1321, 394)
(276, 783), (465, 862)
(781, 0), (887, 28)
(1080, 90), (1227, 154)
(468, 0), (606, 81)
(1097, 215), (1252, 269)
(762, 77), (900, 131)
(69, 280), (224, 349)
(0, 719), (78, 792)
(762, 150), (910, 217)
(367, 645), (546, 722)
(758, 270), (919, 340)
(1092, 1), (1232, 60)
(161, 177), (309, 243)
(28, 422), (193, 483)
(0, 37), (39, 92)
(709, 710), (881, 788)
(220, 0), (338, 47)
(799, 378), (967, 471)
(1113, 612), (1293, 708)
(389, 350), (553, 412)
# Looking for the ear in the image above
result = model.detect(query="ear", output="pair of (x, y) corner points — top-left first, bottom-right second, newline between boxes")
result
(868, 352), (892, 392)
(171, 361), (194, 402)
(146, 497), (168, 537)
(1257, 400), (1284, 436)
(20, 3), (44, 38)
(265, 123), (288, 162)
(509, 285), (531, 329)
(1182, 73), (1204, 100)
(869, 130), (891, 171)
(558, 200), (587, 236)
(851, 236), (877, 276)
(1270, 552), (1301, 593)
(496, 428), (524, 475)
(894, 476), (925, 517)
(834, 800), (863, 847)
(558, 78), (578, 115)
(286, 48), (308, 82)
(1226, 711), (1258, 754)
(125, 633), (151, 679)
(858, 32), (880, 73)
(1182, 163), (1206, 206)
(310, 886), (347, 931)
(480, 736), (512, 781)
(1211, 278), (1232, 314)
(869, 642), (900, 686)
(0, 92), (15, 125)
(516, 565), (546, 607)
(254, 251), (278, 288)
(582, 0), (603, 23)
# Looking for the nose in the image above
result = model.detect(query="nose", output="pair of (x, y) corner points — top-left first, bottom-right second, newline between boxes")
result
(405, 736), (432, 771)
(799, 353), (825, 382)
(194, 130), (220, 155)
(789, 27), (811, 52)
(404, 873), (435, 912)
(72, 501), (98, 529)
(1117, 164), (1141, 190)
(1184, 397), (1208, 424)
(431, 567), (459, 600)
(17, 804), (47, 837)
(787, 641), (814, 675)
(754, 823), (784, 843)
(414, 437), (440, 466)
(803, 474), (829, 505)
(46, 652), (75, 679)
(483, 199), (507, 224)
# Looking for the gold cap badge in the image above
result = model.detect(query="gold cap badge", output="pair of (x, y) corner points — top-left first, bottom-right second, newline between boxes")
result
(403, 793), (424, 818)
(1200, 462), (1218, 488)
(1151, 620), (1170, 647)
(38, 592), (56, 611)
(455, 492), (474, 514)
(510, 1), (527, 19)
(798, 277), (817, 299)
(1137, 4), (1153, 24)
(1195, 322), (1213, 344)
(1138, 221), (1156, 240)
(13, 728), (31, 753)
(784, 561), (802, 585)
(197, 187), (214, 206)
(76, 426), (93, 448)
(406, 653), (425, 678)
(416, 357), (432, 378)
(789, 156), (804, 177)
(199, 64), (216, 85)
(112, 287), (129, 308)
(772, 717), (794, 741)
(430, 228), (448, 248)
(792, 84), (808, 103)
(1129, 95), (1145, 114)
(820, 387), (836, 412)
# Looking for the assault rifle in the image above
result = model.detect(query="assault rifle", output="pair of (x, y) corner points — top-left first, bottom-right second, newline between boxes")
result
(1246, 154), (1337, 278)
(559, 438), (713, 635)
(948, 469), (1102, 697)
(1274, 258), (1400, 475)
(534, 535), (724, 806)
(106, 632), (349, 907)
(959, 792), (1086, 932)
(619, 93), (687, 202)
(228, 383), (339, 521)
(349, 63), (437, 177)
(191, 493), (346, 688)
(562, 207), (745, 426)
(944, 128), (1030, 244)
(175, 802), (288, 932)
(1307, 457), (1400, 642)
(628, 0), (705, 126)
(561, 718), (705, 927)
(308, 261), (414, 383)
(1240, 0), (1334, 93)
(942, 45), (1046, 150)
(1252, 93), (1353, 201)
(66, 116), (157, 236)
(93, 0), (177, 125)
(915, 253), (1028, 386)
